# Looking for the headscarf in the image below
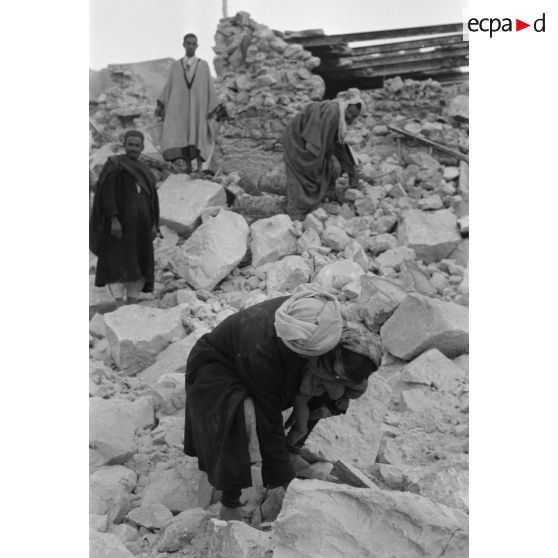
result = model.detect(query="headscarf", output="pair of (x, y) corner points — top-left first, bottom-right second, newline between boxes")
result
(336, 90), (364, 143)
(274, 285), (343, 357)
(340, 320), (383, 369)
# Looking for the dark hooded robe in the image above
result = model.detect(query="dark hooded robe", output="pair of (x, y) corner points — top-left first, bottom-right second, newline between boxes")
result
(184, 296), (308, 491)
(282, 101), (356, 219)
(90, 155), (159, 292)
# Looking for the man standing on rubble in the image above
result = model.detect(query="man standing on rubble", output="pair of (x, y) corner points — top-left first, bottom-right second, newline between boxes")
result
(282, 93), (363, 220)
(156, 33), (219, 175)
(90, 130), (160, 306)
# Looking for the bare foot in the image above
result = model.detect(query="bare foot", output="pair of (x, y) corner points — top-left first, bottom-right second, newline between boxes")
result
(219, 505), (243, 521)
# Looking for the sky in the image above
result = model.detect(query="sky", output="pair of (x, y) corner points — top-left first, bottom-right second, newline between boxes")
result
(89, 0), (464, 71)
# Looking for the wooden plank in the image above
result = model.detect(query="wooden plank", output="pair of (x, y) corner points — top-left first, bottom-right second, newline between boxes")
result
(286, 23), (463, 47)
(351, 34), (464, 56)
(347, 45), (469, 70)
(388, 124), (469, 162)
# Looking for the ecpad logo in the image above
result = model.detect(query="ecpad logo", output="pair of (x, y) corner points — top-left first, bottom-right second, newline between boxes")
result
(468, 12), (546, 37)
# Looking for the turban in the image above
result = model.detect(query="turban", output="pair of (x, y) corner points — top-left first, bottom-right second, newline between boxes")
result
(340, 320), (383, 368)
(274, 286), (343, 357)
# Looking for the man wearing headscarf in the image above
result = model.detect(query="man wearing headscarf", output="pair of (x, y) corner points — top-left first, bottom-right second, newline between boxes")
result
(184, 286), (381, 521)
(282, 93), (363, 220)
(90, 130), (160, 305)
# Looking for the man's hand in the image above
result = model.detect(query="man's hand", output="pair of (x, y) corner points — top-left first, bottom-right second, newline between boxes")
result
(110, 217), (122, 239)
(286, 425), (308, 447)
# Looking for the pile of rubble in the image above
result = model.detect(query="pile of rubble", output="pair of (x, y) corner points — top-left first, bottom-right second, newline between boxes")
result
(89, 10), (469, 558)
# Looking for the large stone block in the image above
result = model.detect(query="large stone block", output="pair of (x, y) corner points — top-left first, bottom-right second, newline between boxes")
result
(272, 479), (468, 558)
(89, 466), (137, 523)
(305, 375), (391, 468)
(250, 214), (297, 267)
(381, 295), (468, 360)
(141, 457), (202, 513)
(138, 328), (209, 386)
(262, 255), (311, 293)
(207, 519), (272, 558)
(90, 529), (135, 558)
(104, 304), (186, 370)
(398, 209), (461, 264)
(127, 503), (173, 530)
(313, 259), (364, 290)
(158, 175), (227, 236)
(170, 210), (249, 290)
(400, 348), (466, 390)
(89, 399), (139, 465)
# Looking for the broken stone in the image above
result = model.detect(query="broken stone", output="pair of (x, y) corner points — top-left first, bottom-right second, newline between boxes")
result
(458, 216), (469, 236)
(448, 95), (469, 122)
(158, 175), (227, 236)
(305, 375), (391, 468)
(386, 183), (406, 199)
(398, 260), (437, 296)
(302, 212), (325, 234)
(400, 348), (465, 390)
(90, 313), (107, 338)
(151, 415), (184, 447)
(297, 227), (322, 252)
(207, 519), (272, 558)
(417, 195), (444, 211)
(89, 513), (109, 533)
(90, 276), (115, 316)
(375, 246), (416, 269)
(150, 372), (186, 415)
(398, 209), (461, 264)
(381, 294), (469, 360)
(399, 387), (431, 412)
(127, 503), (173, 530)
(371, 214), (397, 234)
(262, 255), (311, 293)
(449, 239), (469, 268)
(108, 524), (139, 545)
(104, 304), (186, 370)
(157, 507), (212, 553)
(443, 166), (460, 181)
(250, 214), (297, 267)
(272, 479), (468, 558)
(322, 225), (350, 251)
(261, 486), (286, 523)
(138, 328), (208, 386)
(141, 457), (203, 512)
(313, 259), (364, 290)
(89, 466), (137, 523)
(169, 209), (249, 290)
(90, 529), (135, 558)
(367, 233), (398, 256)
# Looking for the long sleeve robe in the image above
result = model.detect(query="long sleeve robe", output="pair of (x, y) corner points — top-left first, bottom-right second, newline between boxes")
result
(158, 58), (218, 162)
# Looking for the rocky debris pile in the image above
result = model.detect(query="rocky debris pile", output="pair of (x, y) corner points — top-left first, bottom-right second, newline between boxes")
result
(90, 11), (469, 557)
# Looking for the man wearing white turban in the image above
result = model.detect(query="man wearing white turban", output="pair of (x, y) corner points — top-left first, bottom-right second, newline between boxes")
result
(184, 287), (382, 521)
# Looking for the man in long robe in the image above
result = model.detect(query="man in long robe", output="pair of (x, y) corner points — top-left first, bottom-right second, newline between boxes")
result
(184, 287), (382, 520)
(282, 97), (362, 220)
(90, 131), (160, 305)
(156, 33), (218, 174)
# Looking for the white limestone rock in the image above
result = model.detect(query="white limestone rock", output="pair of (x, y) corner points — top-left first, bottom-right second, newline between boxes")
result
(158, 175), (227, 236)
(90, 313), (107, 338)
(322, 225), (350, 251)
(89, 466), (137, 523)
(400, 348), (466, 390)
(150, 372), (186, 415)
(398, 209), (461, 264)
(207, 519), (272, 558)
(272, 479), (468, 558)
(157, 507), (212, 553)
(448, 95), (469, 121)
(170, 209), (249, 290)
(381, 294), (469, 360)
(138, 328), (209, 386)
(305, 375), (392, 468)
(127, 503), (173, 530)
(262, 255), (311, 293)
(104, 304), (186, 370)
(367, 233), (398, 256)
(141, 457), (203, 512)
(250, 214), (297, 267)
(297, 227), (322, 252)
(90, 529), (135, 558)
(313, 259), (364, 290)
(375, 246), (416, 268)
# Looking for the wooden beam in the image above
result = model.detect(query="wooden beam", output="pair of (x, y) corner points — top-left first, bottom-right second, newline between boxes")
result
(346, 45), (470, 70)
(285, 23), (463, 47)
(388, 124), (469, 162)
(350, 34), (465, 57)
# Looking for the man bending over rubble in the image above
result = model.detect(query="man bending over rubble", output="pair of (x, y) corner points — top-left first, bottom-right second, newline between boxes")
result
(282, 92), (363, 221)
(183, 285), (382, 521)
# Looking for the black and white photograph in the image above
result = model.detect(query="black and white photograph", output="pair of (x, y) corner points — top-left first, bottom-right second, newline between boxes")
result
(2, 0), (543, 556)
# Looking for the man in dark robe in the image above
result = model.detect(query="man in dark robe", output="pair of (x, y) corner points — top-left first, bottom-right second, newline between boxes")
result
(282, 97), (362, 220)
(90, 131), (160, 305)
(184, 289), (381, 520)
